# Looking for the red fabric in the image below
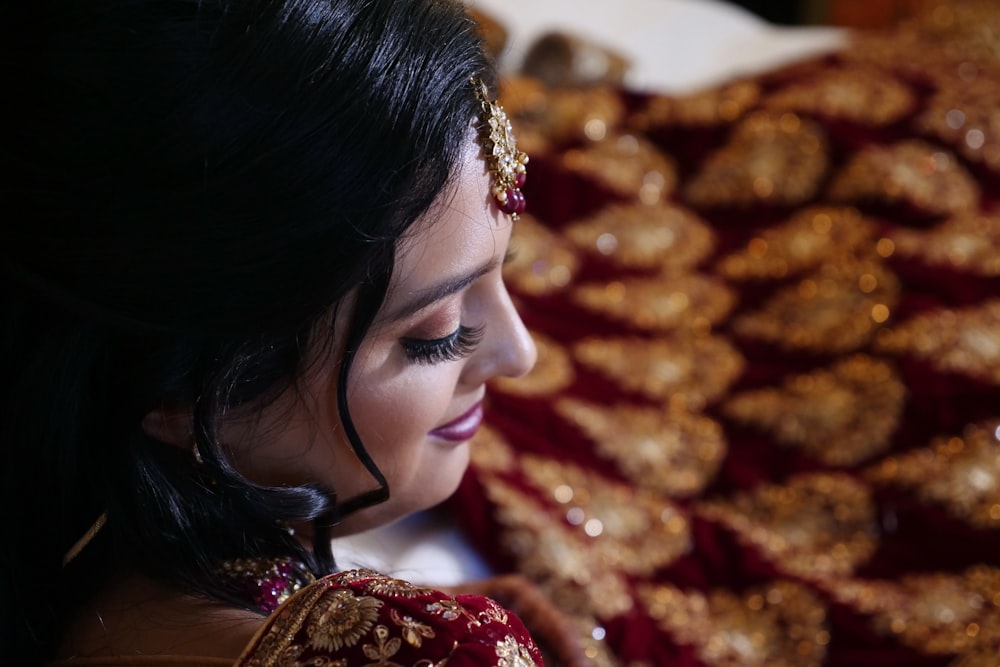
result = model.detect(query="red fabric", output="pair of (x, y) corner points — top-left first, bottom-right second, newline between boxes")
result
(446, 11), (1000, 667)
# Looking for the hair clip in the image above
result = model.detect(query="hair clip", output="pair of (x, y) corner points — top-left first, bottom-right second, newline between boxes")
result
(472, 78), (529, 219)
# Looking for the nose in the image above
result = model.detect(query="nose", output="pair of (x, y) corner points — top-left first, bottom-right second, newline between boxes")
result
(464, 282), (537, 385)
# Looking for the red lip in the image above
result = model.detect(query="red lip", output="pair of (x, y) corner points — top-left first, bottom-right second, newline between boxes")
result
(429, 401), (484, 442)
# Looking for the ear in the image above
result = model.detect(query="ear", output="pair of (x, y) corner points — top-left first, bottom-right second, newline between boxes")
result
(141, 405), (194, 449)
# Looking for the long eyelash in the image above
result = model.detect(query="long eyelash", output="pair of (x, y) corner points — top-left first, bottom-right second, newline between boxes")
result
(401, 324), (485, 365)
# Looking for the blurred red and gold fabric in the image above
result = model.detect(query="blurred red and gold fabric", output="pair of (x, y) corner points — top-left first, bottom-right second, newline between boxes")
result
(449, 2), (1000, 665)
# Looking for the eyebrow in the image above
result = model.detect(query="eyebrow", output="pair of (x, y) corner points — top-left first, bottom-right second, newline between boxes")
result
(382, 254), (503, 323)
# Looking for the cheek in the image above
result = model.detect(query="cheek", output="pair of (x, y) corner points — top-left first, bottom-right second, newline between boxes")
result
(348, 355), (462, 473)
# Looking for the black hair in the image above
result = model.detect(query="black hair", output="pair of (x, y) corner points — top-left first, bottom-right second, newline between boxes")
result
(0, 0), (494, 662)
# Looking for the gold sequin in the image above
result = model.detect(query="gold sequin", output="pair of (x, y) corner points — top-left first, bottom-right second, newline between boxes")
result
(916, 79), (1000, 173)
(630, 80), (761, 128)
(572, 335), (745, 410)
(480, 449), (691, 618)
(890, 211), (1000, 275)
(697, 473), (879, 580)
(490, 330), (575, 398)
(763, 65), (916, 126)
(638, 580), (829, 667)
(505, 83), (627, 146)
(684, 110), (828, 208)
(866, 419), (1000, 529)
(570, 275), (735, 333)
(722, 355), (906, 466)
(502, 214), (581, 296)
(823, 566), (1000, 656)
(716, 206), (876, 281)
(469, 424), (519, 474)
(564, 203), (715, 272)
(561, 134), (677, 203)
(827, 140), (979, 216)
(874, 299), (1000, 384)
(732, 257), (901, 352)
(554, 396), (726, 497)
(495, 634), (541, 667)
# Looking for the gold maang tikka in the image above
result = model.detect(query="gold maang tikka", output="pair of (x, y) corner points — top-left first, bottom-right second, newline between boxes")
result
(472, 78), (529, 220)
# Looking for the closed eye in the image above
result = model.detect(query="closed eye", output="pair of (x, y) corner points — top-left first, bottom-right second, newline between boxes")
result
(400, 324), (485, 365)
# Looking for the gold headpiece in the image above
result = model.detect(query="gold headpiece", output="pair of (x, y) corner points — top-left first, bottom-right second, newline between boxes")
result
(472, 78), (529, 220)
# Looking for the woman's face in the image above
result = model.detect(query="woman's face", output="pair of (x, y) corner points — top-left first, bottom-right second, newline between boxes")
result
(228, 136), (536, 535)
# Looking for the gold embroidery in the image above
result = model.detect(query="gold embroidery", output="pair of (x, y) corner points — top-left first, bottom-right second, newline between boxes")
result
(916, 79), (1000, 173)
(874, 299), (1000, 384)
(630, 80), (761, 128)
(716, 206), (876, 281)
(827, 140), (979, 216)
(563, 203), (715, 272)
(478, 597), (510, 625)
(363, 576), (438, 599)
(561, 134), (677, 203)
(305, 589), (383, 652)
(425, 598), (481, 628)
(361, 625), (403, 667)
(866, 419), (1000, 529)
(638, 580), (829, 667)
(554, 397), (726, 497)
(520, 455), (691, 575)
(490, 330), (575, 398)
(684, 110), (828, 208)
(502, 214), (580, 296)
(572, 335), (745, 410)
(722, 355), (906, 466)
(569, 275), (736, 333)
(505, 84), (627, 146)
(697, 473), (878, 579)
(469, 424), (518, 474)
(732, 257), (900, 352)
(823, 566), (1000, 656)
(890, 211), (1000, 276)
(389, 608), (435, 648)
(482, 453), (691, 618)
(763, 65), (916, 125)
(495, 634), (540, 667)
(240, 582), (335, 667)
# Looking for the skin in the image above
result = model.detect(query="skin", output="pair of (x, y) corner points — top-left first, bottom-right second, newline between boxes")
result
(223, 133), (537, 536)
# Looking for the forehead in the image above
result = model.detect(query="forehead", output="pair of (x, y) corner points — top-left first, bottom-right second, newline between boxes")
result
(389, 137), (508, 294)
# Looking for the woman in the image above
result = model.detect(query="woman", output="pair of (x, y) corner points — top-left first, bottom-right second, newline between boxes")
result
(1, 0), (584, 664)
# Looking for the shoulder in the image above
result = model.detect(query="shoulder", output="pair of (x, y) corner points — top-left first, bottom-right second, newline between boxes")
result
(235, 569), (543, 667)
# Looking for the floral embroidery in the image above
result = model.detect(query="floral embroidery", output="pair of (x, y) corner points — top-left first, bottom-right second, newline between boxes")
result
(827, 140), (979, 216)
(722, 355), (906, 466)
(495, 634), (540, 667)
(570, 274), (736, 333)
(425, 598), (481, 627)
(361, 625), (403, 667)
(555, 397), (726, 496)
(866, 419), (1000, 529)
(305, 589), (383, 652)
(697, 473), (878, 580)
(564, 202), (715, 272)
(389, 608), (435, 648)
(561, 133), (677, 203)
(763, 64), (915, 125)
(364, 576), (437, 599)
(573, 335), (744, 410)
(684, 110), (829, 207)
(716, 206), (877, 281)
(732, 257), (900, 352)
(639, 580), (829, 667)
(874, 299), (1000, 384)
